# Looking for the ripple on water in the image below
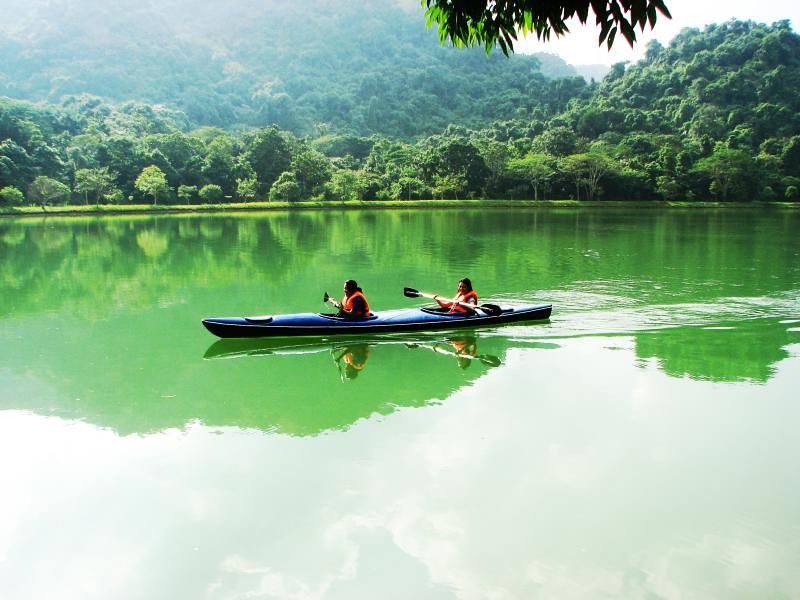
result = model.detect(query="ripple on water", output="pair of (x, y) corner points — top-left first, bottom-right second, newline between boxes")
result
(497, 290), (800, 340)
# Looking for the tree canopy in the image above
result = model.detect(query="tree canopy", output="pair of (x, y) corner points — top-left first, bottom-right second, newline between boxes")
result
(423, 0), (672, 55)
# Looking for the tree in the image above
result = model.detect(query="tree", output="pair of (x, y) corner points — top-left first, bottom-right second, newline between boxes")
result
(479, 140), (512, 192)
(422, 0), (671, 55)
(268, 171), (302, 202)
(236, 177), (259, 201)
(245, 126), (293, 194)
(134, 165), (170, 205)
(27, 176), (70, 206)
(431, 174), (467, 200)
(199, 184), (224, 203)
(507, 153), (555, 200)
(561, 153), (615, 200)
(531, 126), (577, 157)
(291, 149), (332, 197)
(692, 145), (753, 201)
(202, 135), (236, 194)
(0, 186), (24, 206)
(328, 170), (367, 201)
(74, 167), (117, 204)
(390, 176), (430, 200)
(424, 132), (489, 196)
(104, 188), (125, 204)
(177, 185), (198, 204)
(655, 176), (682, 200)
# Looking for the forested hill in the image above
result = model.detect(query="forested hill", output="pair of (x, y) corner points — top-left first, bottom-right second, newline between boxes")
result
(1, 18), (799, 205)
(0, 0), (585, 137)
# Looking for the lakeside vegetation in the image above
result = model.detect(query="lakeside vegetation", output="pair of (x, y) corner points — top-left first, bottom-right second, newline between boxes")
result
(3, 199), (800, 219)
(1, 4), (799, 209)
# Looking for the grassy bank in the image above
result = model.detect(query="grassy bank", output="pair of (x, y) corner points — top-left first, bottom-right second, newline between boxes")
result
(2, 199), (798, 218)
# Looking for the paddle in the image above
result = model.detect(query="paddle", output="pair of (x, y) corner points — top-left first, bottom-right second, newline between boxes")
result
(323, 291), (341, 309)
(406, 342), (502, 367)
(403, 287), (502, 317)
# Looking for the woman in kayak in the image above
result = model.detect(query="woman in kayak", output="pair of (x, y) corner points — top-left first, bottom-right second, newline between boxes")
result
(334, 279), (372, 318)
(434, 277), (478, 313)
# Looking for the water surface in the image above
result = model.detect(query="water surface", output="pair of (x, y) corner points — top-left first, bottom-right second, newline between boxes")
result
(1, 208), (798, 598)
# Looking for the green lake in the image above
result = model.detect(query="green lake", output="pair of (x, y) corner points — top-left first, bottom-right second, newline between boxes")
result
(1, 207), (799, 598)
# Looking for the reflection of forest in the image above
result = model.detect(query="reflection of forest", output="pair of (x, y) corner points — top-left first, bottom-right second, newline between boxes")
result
(1, 209), (798, 319)
(0, 329), (510, 437)
(635, 318), (800, 383)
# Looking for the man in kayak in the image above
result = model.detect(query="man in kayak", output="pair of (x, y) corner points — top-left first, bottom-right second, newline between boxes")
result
(434, 277), (478, 313)
(331, 279), (372, 319)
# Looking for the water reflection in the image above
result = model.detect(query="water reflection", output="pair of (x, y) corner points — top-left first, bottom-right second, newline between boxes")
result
(0, 330), (516, 437)
(204, 333), (502, 381)
(634, 317), (800, 383)
(0, 209), (798, 436)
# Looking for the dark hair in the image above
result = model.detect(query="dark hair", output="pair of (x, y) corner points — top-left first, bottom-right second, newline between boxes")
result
(459, 277), (473, 292)
(344, 279), (362, 293)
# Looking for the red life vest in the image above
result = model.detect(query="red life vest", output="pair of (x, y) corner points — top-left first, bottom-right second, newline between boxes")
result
(342, 290), (371, 317)
(450, 289), (478, 313)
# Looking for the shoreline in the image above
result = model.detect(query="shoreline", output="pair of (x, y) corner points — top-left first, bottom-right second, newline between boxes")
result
(2, 198), (798, 218)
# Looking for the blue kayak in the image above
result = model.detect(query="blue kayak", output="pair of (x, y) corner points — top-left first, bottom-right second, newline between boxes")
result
(202, 303), (552, 338)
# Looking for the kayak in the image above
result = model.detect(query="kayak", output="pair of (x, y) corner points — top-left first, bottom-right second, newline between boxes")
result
(202, 303), (552, 339)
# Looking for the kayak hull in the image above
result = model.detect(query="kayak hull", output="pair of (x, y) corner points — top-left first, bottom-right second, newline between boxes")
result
(202, 304), (552, 339)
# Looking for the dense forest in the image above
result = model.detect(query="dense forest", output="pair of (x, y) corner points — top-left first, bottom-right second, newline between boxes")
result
(1, 0), (799, 206)
(0, 0), (587, 136)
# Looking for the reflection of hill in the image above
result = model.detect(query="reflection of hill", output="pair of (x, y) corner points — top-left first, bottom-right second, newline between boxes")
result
(635, 318), (800, 383)
(0, 317), (512, 436)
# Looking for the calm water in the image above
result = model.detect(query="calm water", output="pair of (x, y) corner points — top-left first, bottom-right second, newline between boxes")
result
(1, 208), (799, 599)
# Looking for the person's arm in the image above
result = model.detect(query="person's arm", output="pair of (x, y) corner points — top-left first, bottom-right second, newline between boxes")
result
(434, 294), (452, 309)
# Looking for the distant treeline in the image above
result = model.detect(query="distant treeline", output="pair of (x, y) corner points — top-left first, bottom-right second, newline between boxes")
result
(2, 20), (800, 206)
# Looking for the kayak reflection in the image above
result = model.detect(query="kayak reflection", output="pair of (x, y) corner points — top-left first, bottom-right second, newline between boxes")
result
(204, 333), (502, 382)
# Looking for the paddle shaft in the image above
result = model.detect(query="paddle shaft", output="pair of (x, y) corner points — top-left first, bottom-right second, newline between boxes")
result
(413, 342), (500, 366)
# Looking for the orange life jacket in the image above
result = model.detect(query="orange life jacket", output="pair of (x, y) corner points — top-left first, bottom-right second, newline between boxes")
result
(450, 289), (478, 313)
(342, 290), (371, 317)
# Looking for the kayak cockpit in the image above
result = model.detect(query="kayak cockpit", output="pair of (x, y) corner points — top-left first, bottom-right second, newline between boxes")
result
(317, 313), (379, 321)
(244, 315), (273, 324)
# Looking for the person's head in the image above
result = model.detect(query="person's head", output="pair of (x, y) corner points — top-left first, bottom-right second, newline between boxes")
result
(458, 277), (473, 293)
(344, 279), (358, 295)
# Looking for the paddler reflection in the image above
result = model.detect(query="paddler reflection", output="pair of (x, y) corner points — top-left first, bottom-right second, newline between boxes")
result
(405, 335), (501, 369)
(332, 344), (371, 381)
(205, 334), (502, 384)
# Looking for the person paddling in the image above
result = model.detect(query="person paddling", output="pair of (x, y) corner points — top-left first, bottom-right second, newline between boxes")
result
(330, 279), (372, 319)
(434, 277), (478, 314)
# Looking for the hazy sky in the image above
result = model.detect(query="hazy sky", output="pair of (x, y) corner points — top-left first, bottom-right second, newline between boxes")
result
(516, 0), (799, 64)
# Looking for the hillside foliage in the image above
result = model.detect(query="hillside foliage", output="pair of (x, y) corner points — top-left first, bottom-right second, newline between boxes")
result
(1, 12), (799, 205)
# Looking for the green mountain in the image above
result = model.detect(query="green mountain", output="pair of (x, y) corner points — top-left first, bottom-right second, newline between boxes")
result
(1, 11), (799, 204)
(0, 0), (584, 137)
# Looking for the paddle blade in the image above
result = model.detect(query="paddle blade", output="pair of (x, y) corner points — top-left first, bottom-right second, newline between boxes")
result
(478, 354), (502, 367)
(403, 287), (422, 298)
(478, 303), (502, 317)
(323, 292), (330, 303)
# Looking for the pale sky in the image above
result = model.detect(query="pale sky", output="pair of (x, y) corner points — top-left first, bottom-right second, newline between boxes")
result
(516, 0), (799, 65)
